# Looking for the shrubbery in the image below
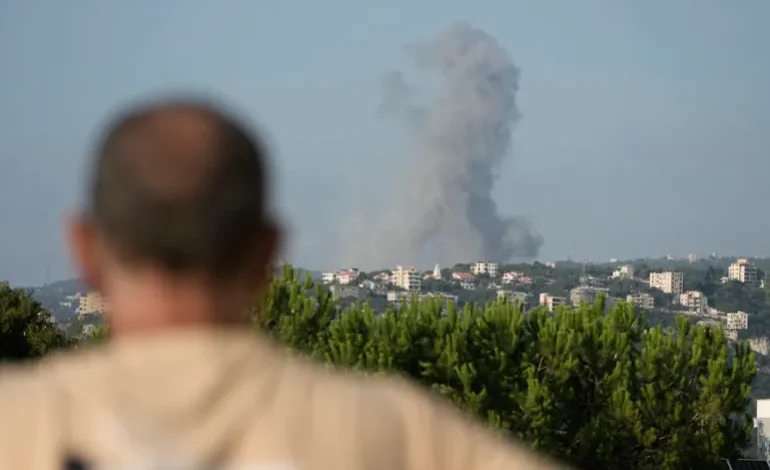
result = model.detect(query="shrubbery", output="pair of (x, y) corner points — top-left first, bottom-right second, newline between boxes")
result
(0, 281), (73, 361)
(255, 266), (757, 470)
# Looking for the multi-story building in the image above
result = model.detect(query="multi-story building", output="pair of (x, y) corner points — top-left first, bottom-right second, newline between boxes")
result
(386, 290), (411, 306)
(688, 253), (700, 263)
(569, 286), (610, 308)
(649, 271), (684, 295)
(679, 290), (708, 314)
(611, 265), (635, 280)
(329, 285), (363, 300)
(387, 291), (457, 309)
(419, 292), (459, 309)
(471, 261), (499, 278)
(626, 292), (655, 310)
(726, 311), (749, 331)
(77, 291), (108, 316)
(335, 269), (359, 285)
(497, 290), (530, 309)
(391, 265), (421, 291)
(539, 293), (567, 313)
(728, 258), (758, 285)
(360, 279), (386, 295)
(757, 399), (770, 460)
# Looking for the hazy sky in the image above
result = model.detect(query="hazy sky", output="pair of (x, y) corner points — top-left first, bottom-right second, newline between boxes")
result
(1, 1), (769, 286)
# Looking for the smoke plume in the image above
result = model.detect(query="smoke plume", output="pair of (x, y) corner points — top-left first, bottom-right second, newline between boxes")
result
(351, 22), (543, 267)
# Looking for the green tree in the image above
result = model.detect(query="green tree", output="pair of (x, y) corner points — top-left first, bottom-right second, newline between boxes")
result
(451, 263), (471, 272)
(252, 265), (337, 356)
(0, 281), (73, 361)
(254, 267), (757, 470)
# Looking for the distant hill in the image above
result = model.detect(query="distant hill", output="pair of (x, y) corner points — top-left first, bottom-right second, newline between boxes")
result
(29, 278), (85, 322)
(40, 278), (85, 295)
(30, 266), (321, 323)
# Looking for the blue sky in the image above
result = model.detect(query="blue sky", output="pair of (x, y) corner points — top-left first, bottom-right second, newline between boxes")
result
(1, 1), (769, 286)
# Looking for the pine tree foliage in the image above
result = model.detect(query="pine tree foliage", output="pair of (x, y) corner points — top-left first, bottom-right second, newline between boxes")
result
(256, 266), (757, 470)
(0, 281), (73, 361)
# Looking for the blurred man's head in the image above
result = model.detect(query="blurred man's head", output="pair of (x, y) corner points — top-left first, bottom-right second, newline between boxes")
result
(67, 96), (280, 334)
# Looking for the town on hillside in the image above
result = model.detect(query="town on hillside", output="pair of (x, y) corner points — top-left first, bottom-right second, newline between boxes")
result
(48, 255), (770, 348)
(321, 258), (759, 339)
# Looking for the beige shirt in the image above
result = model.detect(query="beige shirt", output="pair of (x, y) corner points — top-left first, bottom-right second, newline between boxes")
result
(0, 327), (570, 470)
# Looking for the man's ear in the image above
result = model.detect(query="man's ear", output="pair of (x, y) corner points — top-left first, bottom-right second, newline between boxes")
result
(65, 214), (103, 292)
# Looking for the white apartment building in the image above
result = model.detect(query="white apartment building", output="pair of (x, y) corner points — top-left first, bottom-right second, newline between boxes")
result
(649, 271), (684, 295)
(329, 285), (363, 300)
(321, 271), (336, 284)
(758, 399), (770, 460)
(726, 311), (749, 331)
(688, 253), (700, 263)
(391, 265), (422, 291)
(728, 258), (758, 284)
(497, 290), (530, 308)
(471, 261), (499, 278)
(387, 291), (457, 308)
(386, 290), (411, 305)
(626, 292), (655, 310)
(570, 286), (610, 308)
(679, 290), (708, 314)
(611, 265), (635, 280)
(539, 293), (566, 312)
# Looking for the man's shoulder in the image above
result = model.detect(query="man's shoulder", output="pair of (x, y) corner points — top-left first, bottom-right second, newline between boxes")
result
(0, 360), (44, 399)
(278, 352), (421, 411)
(0, 346), (107, 400)
(267, 352), (413, 425)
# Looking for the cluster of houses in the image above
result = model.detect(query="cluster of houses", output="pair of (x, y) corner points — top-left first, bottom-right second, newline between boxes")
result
(321, 261), (537, 307)
(596, 258), (755, 339)
(320, 258), (756, 340)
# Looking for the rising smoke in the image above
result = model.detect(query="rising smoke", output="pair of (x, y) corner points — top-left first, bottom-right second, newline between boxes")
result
(348, 22), (543, 268)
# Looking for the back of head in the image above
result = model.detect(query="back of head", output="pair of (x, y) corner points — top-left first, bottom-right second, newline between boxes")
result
(68, 95), (281, 333)
(89, 96), (274, 278)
